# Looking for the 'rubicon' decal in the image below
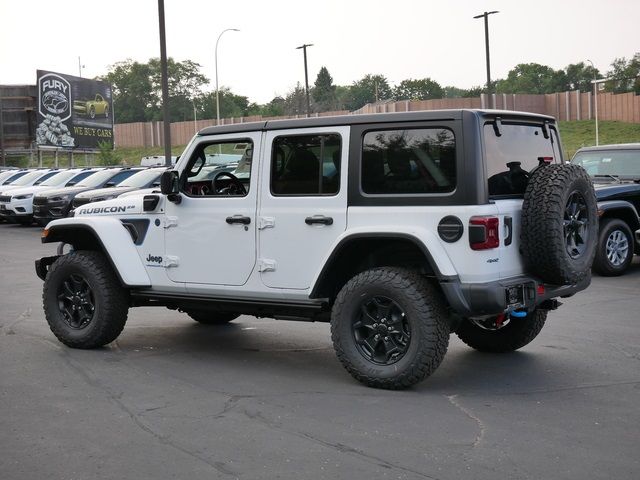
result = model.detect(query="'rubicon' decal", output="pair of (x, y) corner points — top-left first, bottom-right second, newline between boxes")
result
(77, 205), (135, 215)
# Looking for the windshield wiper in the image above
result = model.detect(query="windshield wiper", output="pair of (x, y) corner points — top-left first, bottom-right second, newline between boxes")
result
(593, 174), (621, 183)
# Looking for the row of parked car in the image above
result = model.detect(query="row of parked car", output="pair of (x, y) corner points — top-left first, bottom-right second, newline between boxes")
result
(0, 166), (165, 226)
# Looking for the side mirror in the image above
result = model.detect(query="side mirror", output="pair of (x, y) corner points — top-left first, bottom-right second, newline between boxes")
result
(160, 170), (179, 195)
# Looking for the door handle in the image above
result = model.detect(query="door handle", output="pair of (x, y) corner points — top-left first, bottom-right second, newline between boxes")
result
(226, 215), (251, 225)
(305, 215), (333, 226)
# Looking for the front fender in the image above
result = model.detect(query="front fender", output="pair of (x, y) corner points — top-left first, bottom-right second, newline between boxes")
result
(597, 200), (640, 230)
(42, 217), (151, 287)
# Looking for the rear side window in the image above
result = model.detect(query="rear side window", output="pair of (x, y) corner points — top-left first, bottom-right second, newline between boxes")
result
(271, 134), (341, 196)
(361, 128), (456, 195)
(484, 123), (560, 197)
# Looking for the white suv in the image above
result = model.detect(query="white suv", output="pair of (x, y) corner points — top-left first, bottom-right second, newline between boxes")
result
(36, 110), (597, 389)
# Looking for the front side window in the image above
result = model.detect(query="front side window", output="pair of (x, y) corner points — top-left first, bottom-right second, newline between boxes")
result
(361, 128), (456, 195)
(484, 122), (560, 197)
(271, 134), (341, 196)
(183, 140), (252, 196)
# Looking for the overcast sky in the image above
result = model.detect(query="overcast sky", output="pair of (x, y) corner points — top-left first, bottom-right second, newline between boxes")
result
(1, 0), (638, 103)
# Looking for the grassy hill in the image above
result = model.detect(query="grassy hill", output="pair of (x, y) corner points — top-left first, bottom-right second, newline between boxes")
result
(559, 120), (640, 158)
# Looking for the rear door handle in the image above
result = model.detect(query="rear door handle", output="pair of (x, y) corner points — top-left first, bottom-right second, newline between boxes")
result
(305, 215), (333, 226)
(226, 215), (251, 225)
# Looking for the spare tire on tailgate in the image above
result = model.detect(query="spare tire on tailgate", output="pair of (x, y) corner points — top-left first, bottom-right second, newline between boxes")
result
(520, 164), (597, 285)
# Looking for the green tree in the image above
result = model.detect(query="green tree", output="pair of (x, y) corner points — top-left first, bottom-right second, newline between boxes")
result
(496, 63), (567, 94)
(312, 66), (338, 112)
(259, 96), (286, 117)
(564, 62), (600, 91)
(605, 53), (640, 94)
(283, 83), (308, 115)
(345, 74), (392, 110)
(101, 58), (209, 123)
(101, 60), (155, 123)
(442, 85), (485, 98)
(393, 78), (443, 100)
(197, 88), (254, 119)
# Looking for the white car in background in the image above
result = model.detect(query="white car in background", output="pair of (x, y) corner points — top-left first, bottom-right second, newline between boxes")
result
(0, 169), (58, 194)
(0, 168), (101, 225)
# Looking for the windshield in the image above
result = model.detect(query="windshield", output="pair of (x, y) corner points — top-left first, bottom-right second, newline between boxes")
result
(76, 169), (121, 187)
(40, 170), (78, 186)
(572, 150), (640, 178)
(2, 171), (28, 185)
(9, 170), (49, 186)
(118, 169), (164, 188)
(484, 122), (560, 196)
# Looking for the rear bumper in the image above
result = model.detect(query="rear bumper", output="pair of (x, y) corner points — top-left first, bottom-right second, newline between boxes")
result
(441, 273), (591, 317)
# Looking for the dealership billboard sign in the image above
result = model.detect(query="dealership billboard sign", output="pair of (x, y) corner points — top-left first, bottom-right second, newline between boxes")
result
(36, 70), (113, 150)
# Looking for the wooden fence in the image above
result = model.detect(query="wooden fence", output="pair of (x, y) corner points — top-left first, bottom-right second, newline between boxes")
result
(114, 91), (640, 148)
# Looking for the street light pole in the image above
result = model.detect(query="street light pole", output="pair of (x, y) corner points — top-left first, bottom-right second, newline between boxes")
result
(215, 28), (240, 125)
(77, 56), (85, 78)
(473, 11), (499, 109)
(587, 59), (599, 146)
(296, 43), (313, 117)
(157, 0), (172, 167)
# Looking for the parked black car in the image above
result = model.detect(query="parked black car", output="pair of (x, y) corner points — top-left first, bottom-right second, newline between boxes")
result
(571, 143), (640, 275)
(72, 167), (166, 209)
(33, 167), (143, 226)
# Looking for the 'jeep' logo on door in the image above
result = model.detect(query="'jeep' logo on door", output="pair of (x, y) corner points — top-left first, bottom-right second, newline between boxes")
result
(146, 254), (163, 264)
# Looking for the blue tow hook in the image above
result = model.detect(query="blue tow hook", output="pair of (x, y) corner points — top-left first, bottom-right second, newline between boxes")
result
(510, 309), (528, 318)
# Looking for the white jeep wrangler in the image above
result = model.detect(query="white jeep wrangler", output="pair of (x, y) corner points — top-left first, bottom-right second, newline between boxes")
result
(36, 110), (597, 389)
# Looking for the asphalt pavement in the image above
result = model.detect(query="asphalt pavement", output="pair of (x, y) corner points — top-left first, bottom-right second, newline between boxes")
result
(1, 222), (639, 480)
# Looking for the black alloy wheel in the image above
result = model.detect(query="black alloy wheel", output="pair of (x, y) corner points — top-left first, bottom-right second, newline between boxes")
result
(57, 273), (95, 329)
(352, 295), (411, 365)
(564, 190), (590, 259)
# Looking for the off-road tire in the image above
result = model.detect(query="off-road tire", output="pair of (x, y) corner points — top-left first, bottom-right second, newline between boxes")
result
(456, 309), (548, 353)
(593, 218), (634, 276)
(185, 310), (239, 325)
(331, 267), (449, 390)
(43, 251), (129, 348)
(521, 164), (597, 284)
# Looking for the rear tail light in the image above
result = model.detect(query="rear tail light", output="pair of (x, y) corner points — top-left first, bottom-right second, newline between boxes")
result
(469, 216), (499, 250)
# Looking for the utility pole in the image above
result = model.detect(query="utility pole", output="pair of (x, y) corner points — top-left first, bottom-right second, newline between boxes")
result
(473, 11), (499, 108)
(296, 43), (313, 117)
(157, 0), (172, 166)
(78, 56), (85, 78)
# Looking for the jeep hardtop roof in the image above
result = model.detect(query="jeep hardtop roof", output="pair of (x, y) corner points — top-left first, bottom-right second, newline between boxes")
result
(197, 109), (556, 136)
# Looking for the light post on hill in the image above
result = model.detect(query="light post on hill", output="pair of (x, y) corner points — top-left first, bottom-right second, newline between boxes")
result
(215, 28), (240, 125)
(587, 59), (600, 146)
(473, 11), (499, 109)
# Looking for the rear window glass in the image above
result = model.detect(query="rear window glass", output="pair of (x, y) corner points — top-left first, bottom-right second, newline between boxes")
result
(361, 128), (456, 195)
(484, 122), (560, 197)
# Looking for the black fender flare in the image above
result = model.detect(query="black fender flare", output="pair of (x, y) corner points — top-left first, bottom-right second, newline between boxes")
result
(309, 232), (458, 299)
